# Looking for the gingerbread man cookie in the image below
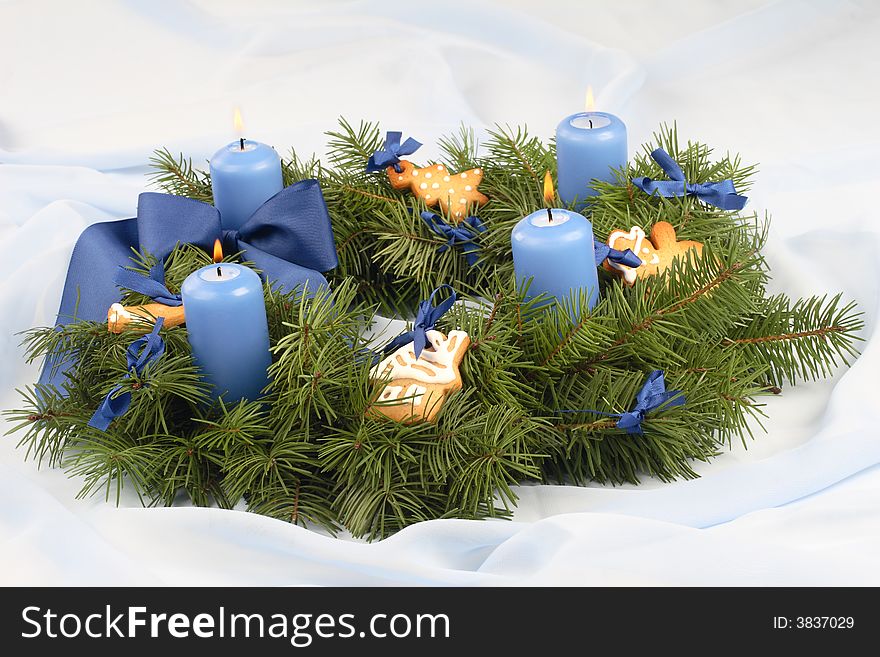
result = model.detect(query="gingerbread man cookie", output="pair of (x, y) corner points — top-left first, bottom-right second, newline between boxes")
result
(388, 161), (488, 222)
(604, 221), (703, 285)
(369, 329), (470, 424)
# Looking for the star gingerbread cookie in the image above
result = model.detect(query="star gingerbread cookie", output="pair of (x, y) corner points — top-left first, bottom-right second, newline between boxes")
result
(387, 161), (488, 222)
(604, 221), (703, 285)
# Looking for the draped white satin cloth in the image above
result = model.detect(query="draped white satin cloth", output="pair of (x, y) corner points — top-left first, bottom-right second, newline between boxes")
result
(1, 0), (878, 585)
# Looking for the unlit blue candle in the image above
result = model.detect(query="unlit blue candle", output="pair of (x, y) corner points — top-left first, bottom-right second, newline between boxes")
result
(511, 208), (599, 317)
(181, 263), (271, 402)
(209, 139), (284, 231)
(556, 111), (627, 209)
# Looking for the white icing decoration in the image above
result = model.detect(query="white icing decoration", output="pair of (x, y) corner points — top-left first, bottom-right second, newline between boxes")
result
(460, 173), (467, 178)
(641, 247), (649, 254)
(437, 165), (444, 170)
(413, 170), (419, 176)
(405, 384), (427, 406)
(381, 386), (403, 400)
(649, 254), (660, 265)
(426, 194), (432, 199)
(432, 183), (439, 189)
(109, 302), (131, 320)
(464, 185), (472, 191)
(420, 182), (428, 190)
(474, 168), (481, 174)
(459, 198), (466, 204)
(425, 172), (432, 178)
(370, 330), (468, 385)
(607, 226), (646, 284)
(448, 189), (455, 194)
(443, 176), (450, 182)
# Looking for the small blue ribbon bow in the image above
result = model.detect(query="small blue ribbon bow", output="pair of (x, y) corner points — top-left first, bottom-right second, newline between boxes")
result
(593, 239), (642, 269)
(558, 370), (685, 435)
(366, 131), (422, 173)
(421, 212), (486, 267)
(632, 148), (748, 211)
(114, 261), (182, 306)
(88, 317), (166, 431)
(379, 285), (457, 360)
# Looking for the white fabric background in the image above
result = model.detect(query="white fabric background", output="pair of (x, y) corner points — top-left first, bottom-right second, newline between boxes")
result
(1, 0), (878, 585)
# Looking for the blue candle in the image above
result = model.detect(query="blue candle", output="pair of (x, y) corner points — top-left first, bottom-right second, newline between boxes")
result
(511, 207), (599, 316)
(181, 261), (271, 402)
(556, 111), (627, 209)
(210, 138), (283, 231)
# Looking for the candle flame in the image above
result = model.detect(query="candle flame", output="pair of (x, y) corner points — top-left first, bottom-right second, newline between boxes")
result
(543, 171), (555, 205)
(585, 86), (595, 111)
(213, 239), (223, 263)
(233, 107), (244, 134)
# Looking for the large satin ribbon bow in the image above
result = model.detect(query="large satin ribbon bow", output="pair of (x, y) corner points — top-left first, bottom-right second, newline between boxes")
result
(379, 285), (457, 360)
(88, 317), (166, 431)
(593, 239), (642, 269)
(558, 370), (685, 435)
(632, 148), (748, 211)
(421, 212), (486, 267)
(366, 131), (422, 173)
(41, 179), (338, 389)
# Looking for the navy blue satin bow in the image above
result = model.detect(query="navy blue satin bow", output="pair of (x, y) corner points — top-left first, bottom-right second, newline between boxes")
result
(366, 131), (422, 173)
(421, 212), (486, 267)
(380, 285), (457, 360)
(593, 239), (642, 269)
(88, 318), (166, 431)
(41, 179), (338, 389)
(558, 370), (684, 435)
(114, 261), (182, 306)
(632, 149), (748, 211)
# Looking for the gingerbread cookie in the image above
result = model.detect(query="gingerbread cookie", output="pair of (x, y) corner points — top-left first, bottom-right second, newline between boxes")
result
(388, 161), (488, 222)
(107, 302), (185, 333)
(604, 221), (703, 285)
(369, 329), (470, 424)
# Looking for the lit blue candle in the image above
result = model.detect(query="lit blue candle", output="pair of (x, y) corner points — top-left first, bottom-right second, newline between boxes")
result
(511, 207), (599, 316)
(556, 110), (627, 209)
(210, 133), (283, 231)
(181, 260), (271, 402)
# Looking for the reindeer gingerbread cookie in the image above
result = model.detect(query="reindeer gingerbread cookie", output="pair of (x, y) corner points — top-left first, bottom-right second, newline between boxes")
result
(388, 161), (488, 222)
(369, 329), (470, 424)
(604, 221), (703, 285)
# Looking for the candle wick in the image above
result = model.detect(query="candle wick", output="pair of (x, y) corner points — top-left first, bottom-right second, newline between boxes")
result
(589, 119), (593, 129)
(546, 208), (553, 224)
(239, 137), (245, 151)
(217, 266), (222, 277)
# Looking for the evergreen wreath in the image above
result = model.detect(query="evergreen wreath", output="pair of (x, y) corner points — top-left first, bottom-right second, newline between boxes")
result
(5, 121), (863, 540)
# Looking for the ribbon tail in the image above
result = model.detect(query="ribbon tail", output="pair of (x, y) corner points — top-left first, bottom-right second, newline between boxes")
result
(39, 219), (140, 389)
(631, 177), (686, 199)
(114, 266), (182, 306)
(380, 331), (415, 359)
(593, 241), (610, 267)
(649, 148), (686, 182)
(87, 386), (131, 431)
(412, 330), (427, 360)
(702, 190), (748, 211)
(397, 136), (422, 156)
(615, 249), (643, 268)
(237, 242), (328, 297)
